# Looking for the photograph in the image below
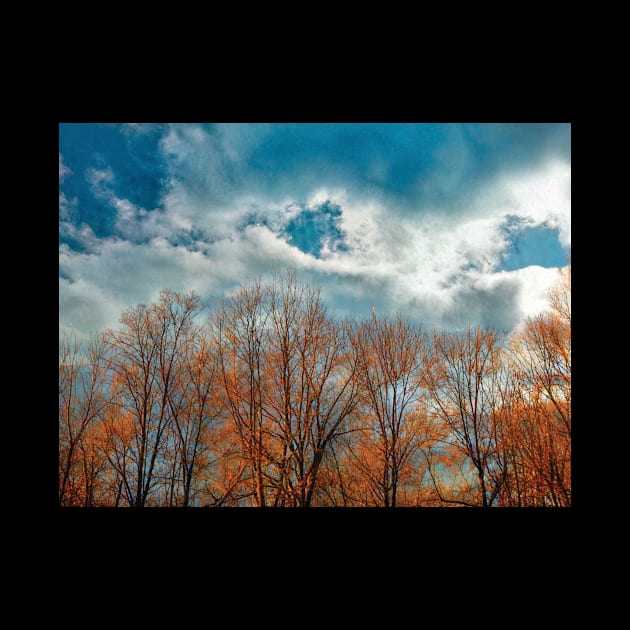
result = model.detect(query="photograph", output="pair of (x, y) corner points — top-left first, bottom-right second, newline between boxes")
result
(59, 122), (571, 508)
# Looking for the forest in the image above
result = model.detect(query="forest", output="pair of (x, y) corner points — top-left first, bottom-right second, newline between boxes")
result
(59, 268), (571, 507)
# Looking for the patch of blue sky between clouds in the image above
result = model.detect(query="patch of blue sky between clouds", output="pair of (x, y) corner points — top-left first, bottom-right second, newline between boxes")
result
(500, 224), (568, 272)
(284, 200), (348, 258)
(235, 198), (348, 260)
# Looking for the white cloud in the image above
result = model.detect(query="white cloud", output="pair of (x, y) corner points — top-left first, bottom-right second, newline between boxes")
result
(60, 128), (570, 339)
(83, 166), (168, 242)
(59, 193), (102, 252)
(59, 227), (315, 339)
(59, 192), (77, 222)
(86, 167), (114, 191)
(59, 276), (122, 339)
(506, 265), (565, 319)
(483, 157), (571, 247)
(59, 223), (101, 252)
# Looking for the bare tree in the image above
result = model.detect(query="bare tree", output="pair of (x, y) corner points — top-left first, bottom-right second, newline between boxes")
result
(264, 271), (359, 507)
(506, 267), (571, 506)
(346, 314), (430, 507)
(165, 330), (222, 506)
(59, 334), (109, 505)
(102, 290), (199, 507)
(59, 266), (571, 507)
(215, 279), (271, 506)
(423, 327), (510, 507)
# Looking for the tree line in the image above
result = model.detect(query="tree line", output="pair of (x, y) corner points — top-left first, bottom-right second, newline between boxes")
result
(59, 268), (571, 507)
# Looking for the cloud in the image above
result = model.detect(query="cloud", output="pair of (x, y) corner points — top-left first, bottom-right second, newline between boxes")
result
(441, 276), (521, 331)
(507, 265), (566, 319)
(496, 158), (571, 248)
(60, 168), (569, 340)
(59, 124), (570, 340)
(59, 192), (77, 222)
(59, 227), (314, 339)
(59, 275), (122, 339)
(59, 192), (102, 252)
(83, 166), (169, 242)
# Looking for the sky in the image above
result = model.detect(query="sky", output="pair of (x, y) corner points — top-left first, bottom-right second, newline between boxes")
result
(59, 123), (570, 339)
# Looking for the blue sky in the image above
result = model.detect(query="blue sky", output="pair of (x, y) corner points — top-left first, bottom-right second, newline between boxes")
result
(59, 123), (570, 338)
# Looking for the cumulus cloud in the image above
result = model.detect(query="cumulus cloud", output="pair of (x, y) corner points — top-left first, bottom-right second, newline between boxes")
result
(59, 275), (122, 339)
(496, 158), (571, 248)
(59, 190), (102, 253)
(59, 123), (571, 339)
(83, 166), (170, 242)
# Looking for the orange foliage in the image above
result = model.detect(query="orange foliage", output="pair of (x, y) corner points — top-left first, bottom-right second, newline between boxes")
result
(59, 268), (571, 507)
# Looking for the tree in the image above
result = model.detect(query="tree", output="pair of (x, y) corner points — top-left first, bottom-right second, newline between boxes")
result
(102, 290), (200, 507)
(423, 327), (510, 507)
(59, 267), (571, 507)
(59, 334), (109, 505)
(215, 279), (271, 506)
(165, 331), (222, 506)
(264, 272), (358, 507)
(347, 314), (431, 507)
(215, 273), (359, 507)
(506, 267), (571, 506)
